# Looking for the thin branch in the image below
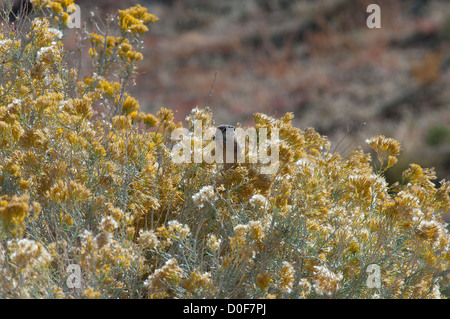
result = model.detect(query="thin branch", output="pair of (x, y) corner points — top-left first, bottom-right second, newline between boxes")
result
(204, 71), (217, 109)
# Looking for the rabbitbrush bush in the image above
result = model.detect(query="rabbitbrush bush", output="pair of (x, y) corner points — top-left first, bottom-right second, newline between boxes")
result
(0, 1), (449, 298)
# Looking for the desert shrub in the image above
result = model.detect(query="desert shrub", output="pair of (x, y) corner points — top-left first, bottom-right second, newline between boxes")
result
(0, 1), (448, 298)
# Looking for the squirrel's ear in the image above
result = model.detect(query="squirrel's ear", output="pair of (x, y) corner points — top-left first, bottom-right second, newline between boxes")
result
(217, 125), (235, 133)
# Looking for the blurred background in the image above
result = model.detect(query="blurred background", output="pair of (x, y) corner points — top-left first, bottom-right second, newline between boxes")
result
(6, 0), (450, 184)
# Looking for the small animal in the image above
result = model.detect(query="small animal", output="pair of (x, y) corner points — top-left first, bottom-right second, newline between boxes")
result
(214, 124), (241, 170)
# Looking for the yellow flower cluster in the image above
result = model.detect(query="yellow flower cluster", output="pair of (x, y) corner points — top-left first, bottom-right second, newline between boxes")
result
(0, 194), (40, 237)
(278, 262), (295, 293)
(118, 4), (159, 34)
(0, 4), (448, 299)
(88, 33), (144, 64)
(31, 0), (76, 25)
(312, 265), (343, 296)
(8, 238), (51, 270)
(366, 135), (401, 170)
(144, 258), (184, 298)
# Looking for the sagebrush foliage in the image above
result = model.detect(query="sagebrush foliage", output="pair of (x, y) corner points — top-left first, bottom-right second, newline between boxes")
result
(0, 2), (448, 298)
